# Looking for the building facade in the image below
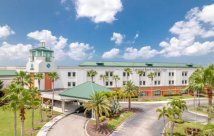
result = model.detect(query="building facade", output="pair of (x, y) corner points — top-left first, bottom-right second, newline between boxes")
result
(0, 45), (199, 96)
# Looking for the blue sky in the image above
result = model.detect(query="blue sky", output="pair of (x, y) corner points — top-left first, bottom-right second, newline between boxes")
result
(0, 0), (214, 66)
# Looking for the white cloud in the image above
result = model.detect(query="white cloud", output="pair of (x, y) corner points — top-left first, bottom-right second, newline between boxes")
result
(27, 30), (68, 59)
(68, 42), (94, 60)
(0, 42), (32, 60)
(111, 32), (124, 45)
(27, 29), (95, 60)
(102, 48), (120, 59)
(159, 3), (214, 57)
(198, 4), (214, 25)
(74, 0), (123, 23)
(0, 25), (15, 38)
(123, 46), (158, 60)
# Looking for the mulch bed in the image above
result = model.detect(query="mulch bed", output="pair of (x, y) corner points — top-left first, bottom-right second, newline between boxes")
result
(87, 120), (112, 136)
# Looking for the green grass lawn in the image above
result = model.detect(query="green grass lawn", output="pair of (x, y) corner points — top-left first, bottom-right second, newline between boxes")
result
(189, 105), (214, 117)
(165, 122), (205, 136)
(107, 111), (134, 130)
(0, 107), (61, 136)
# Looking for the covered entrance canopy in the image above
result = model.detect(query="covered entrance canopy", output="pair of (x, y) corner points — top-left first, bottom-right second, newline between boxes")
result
(59, 81), (112, 100)
(59, 81), (112, 113)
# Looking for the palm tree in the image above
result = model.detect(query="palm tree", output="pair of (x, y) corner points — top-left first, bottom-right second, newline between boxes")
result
(137, 70), (144, 87)
(35, 73), (44, 122)
(156, 106), (168, 127)
(123, 80), (138, 110)
(100, 74), (109, 85)
(48, 72), (59, 116)
(147, 72), (156, 91)
(112, 75), (120, 87)
(84, 92), (111, 129)
(1, 83), (22, 136)
(15, 71), (28, 87)
(18, 89), (31, 136)
(87, 70), (97, 82)
(124, 68), (132, 81)
(29, 88), (40, 130)
(188, 66), (214, 124)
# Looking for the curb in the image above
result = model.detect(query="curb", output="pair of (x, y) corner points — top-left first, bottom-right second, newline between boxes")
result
(37, 112), (73, 136)
(187, 109), (208, 117)
(84, 119), (90, 136)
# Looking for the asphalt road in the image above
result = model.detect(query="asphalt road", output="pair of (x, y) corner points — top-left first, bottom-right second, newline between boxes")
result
(112, 99), (209, 136)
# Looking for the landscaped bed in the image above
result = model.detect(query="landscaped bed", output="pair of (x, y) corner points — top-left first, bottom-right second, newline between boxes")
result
(86, 110), (135, 136)
(0, 107), (61, 136)
(137, 94), (195, 102)
(165, 122), (214, 136)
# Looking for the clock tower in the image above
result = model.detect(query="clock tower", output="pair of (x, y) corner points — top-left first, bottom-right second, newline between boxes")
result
(26, 42), (56, 90)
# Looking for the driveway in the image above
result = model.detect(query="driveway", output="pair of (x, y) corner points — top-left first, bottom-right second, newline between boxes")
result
(47, 113), (87, 136)
(112, 99), (209, 136)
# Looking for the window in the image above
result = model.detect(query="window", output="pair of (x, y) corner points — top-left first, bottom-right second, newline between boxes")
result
(169, 80), (174, 85)
(182, 71), (188, 76)
(68, 72), (71, 77)
(182, 80), (188, 85)
(140, 81), (146, 85)
(139, 81), (142, 85)
(143, 72), (146, 76)
(157, 72), (161, 76)
(143, 81), (146, 85)
(140, 92), (147, 96)
(123, 72), (126, 77)
(123, 81), (126, 85)
(105, 72), (109, 76)
(154, 80), (160, 85)
(110, 72), (113, 77)
(127, 73), (130, 76)
(106, 82), (109, 86)
(110, 81), (113, 86)
(153, 91), (161, 96)
(169, 72), (174, 76)
(68, 82), (71, 87)
(72, 72), (76, 77)
(72, 82), (76, 87)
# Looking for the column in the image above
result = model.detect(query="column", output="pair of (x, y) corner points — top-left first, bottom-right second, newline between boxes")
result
(62, 99), (65, 113)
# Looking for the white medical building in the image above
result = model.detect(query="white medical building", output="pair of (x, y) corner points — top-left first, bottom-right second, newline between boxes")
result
(0, 44), (199, 96)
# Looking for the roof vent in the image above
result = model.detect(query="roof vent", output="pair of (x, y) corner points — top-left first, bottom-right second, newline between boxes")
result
(146, 63), (153, 67)
(96, 62), (104, 66)
(187, 64), (193, 67)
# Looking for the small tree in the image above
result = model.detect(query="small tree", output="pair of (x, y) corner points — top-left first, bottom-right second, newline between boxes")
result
(84, 92), (111, 129)
(87, 70), (97, 82)
(123, 81), (138, 110)
(100, 74), (108, 85)
(157, 99), (187, 136)
(48, 72), (59, 116)
(112, 75), (120, 88)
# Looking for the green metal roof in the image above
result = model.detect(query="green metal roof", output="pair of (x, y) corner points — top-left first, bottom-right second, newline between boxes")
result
(0, 70), (17, 76)
(30, 47), (53, 52)
(79, 61), (199, 68)
(59, 81), (112, 100)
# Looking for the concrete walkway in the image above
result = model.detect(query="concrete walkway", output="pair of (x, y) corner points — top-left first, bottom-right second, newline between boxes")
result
(47, 114), (87, 136)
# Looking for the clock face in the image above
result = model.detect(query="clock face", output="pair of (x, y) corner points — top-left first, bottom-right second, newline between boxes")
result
(47, 64), (51, 68)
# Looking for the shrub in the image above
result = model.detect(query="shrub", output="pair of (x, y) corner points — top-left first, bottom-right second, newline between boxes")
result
(163, 94), (181, 97)
(99, 116), (106, 122)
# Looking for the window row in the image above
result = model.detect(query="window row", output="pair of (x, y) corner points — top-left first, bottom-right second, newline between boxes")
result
(68, 82), (76, 87)
(68, 72), (76, 77)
